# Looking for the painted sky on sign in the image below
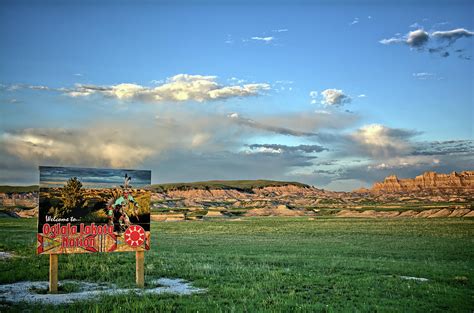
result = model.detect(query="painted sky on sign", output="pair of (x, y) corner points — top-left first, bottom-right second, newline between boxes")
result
(39, 166), (151, 189)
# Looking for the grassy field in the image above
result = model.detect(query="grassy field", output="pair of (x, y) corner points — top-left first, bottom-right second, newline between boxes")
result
(0, 217), (473, 312)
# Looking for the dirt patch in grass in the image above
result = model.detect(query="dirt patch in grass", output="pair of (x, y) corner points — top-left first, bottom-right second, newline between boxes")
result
(400, 276), (429, 282)
(0, 252), (13, 260)
(0, 278), (205, 305)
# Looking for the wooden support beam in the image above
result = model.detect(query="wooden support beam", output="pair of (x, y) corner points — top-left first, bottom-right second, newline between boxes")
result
(49, 254), (58, 293)
(136, 251), (145, 288)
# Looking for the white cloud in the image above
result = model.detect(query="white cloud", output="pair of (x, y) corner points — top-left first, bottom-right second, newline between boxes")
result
(251, 36), (274, 43)
(351, 124), (418, 158)
(432, 28), (474, 41)
(63, 74), (271, 103)
(380, 29), (429, 48)
(272, 29), (288, 32)
(368, 156), (441, 170)
(246, 146), (283, 154)
(321, 89), (351, 106)
(379, 37), (404, 45)
(309, 90), (318, 104)
(380, 27), (474, 57)
(350, 18), (359, 25)
(406, 29), (430, 48)
(357, 94), (366, 98)
(228, 112), (240, 119)
(412, 72), (436, 80)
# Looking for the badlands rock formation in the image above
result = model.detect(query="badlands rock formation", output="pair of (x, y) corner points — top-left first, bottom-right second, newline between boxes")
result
(370, 171), (474, 193)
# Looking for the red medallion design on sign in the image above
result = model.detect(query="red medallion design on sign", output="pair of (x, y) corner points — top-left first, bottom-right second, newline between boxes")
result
(124, 225), (145, 247)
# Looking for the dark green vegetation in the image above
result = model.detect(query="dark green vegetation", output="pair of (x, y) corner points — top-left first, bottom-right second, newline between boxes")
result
(151, 180), (310, 192)
(1, 217), (473, 312)
(60, 177), (85, 214)
(0, 185), (38, 193)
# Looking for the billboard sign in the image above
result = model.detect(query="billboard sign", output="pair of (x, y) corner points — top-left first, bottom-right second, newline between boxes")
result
(37, 166), (151, 254)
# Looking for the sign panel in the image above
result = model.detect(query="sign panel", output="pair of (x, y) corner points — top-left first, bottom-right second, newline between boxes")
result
(37, 166), (151, 254)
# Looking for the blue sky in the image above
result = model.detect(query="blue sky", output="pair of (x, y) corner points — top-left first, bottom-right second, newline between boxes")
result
(1, 0), (473, 190)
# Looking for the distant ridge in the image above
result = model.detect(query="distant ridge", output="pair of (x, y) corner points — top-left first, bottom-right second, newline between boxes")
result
(151, 180), (310, 193)
(0, 185), (38, 193)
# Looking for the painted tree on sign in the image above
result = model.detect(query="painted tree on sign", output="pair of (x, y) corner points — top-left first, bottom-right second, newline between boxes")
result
(60, 177), (84, 214)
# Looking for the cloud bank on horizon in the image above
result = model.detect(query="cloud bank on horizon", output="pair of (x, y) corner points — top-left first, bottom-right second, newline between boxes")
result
(0, 1), (473, 191)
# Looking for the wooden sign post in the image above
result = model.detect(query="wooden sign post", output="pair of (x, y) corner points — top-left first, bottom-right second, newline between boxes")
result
(49, 254), (58, 293)
(136, 251), (145, 288)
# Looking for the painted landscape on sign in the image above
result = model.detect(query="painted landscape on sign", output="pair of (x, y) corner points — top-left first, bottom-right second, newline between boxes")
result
(37, 166), (151, 254)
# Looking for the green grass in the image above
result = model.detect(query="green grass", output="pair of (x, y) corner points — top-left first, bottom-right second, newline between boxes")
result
(151, 180), (310, 193)
(0, 217), (473, 312)
(0, 185), (38, 193)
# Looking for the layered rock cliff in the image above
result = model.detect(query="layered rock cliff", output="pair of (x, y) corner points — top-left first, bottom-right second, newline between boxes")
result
(371, 171), (474, 193)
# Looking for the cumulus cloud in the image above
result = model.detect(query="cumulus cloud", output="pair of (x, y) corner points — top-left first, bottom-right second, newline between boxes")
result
(380, 29), (429, 48)
(321, 89), (351, 106)
(71, 74), (271, 102)
(5, 74), (271, 103)
(350, 124), (420, 158)
(406, 29), (430, 48)
(380, 27), (474, 58)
